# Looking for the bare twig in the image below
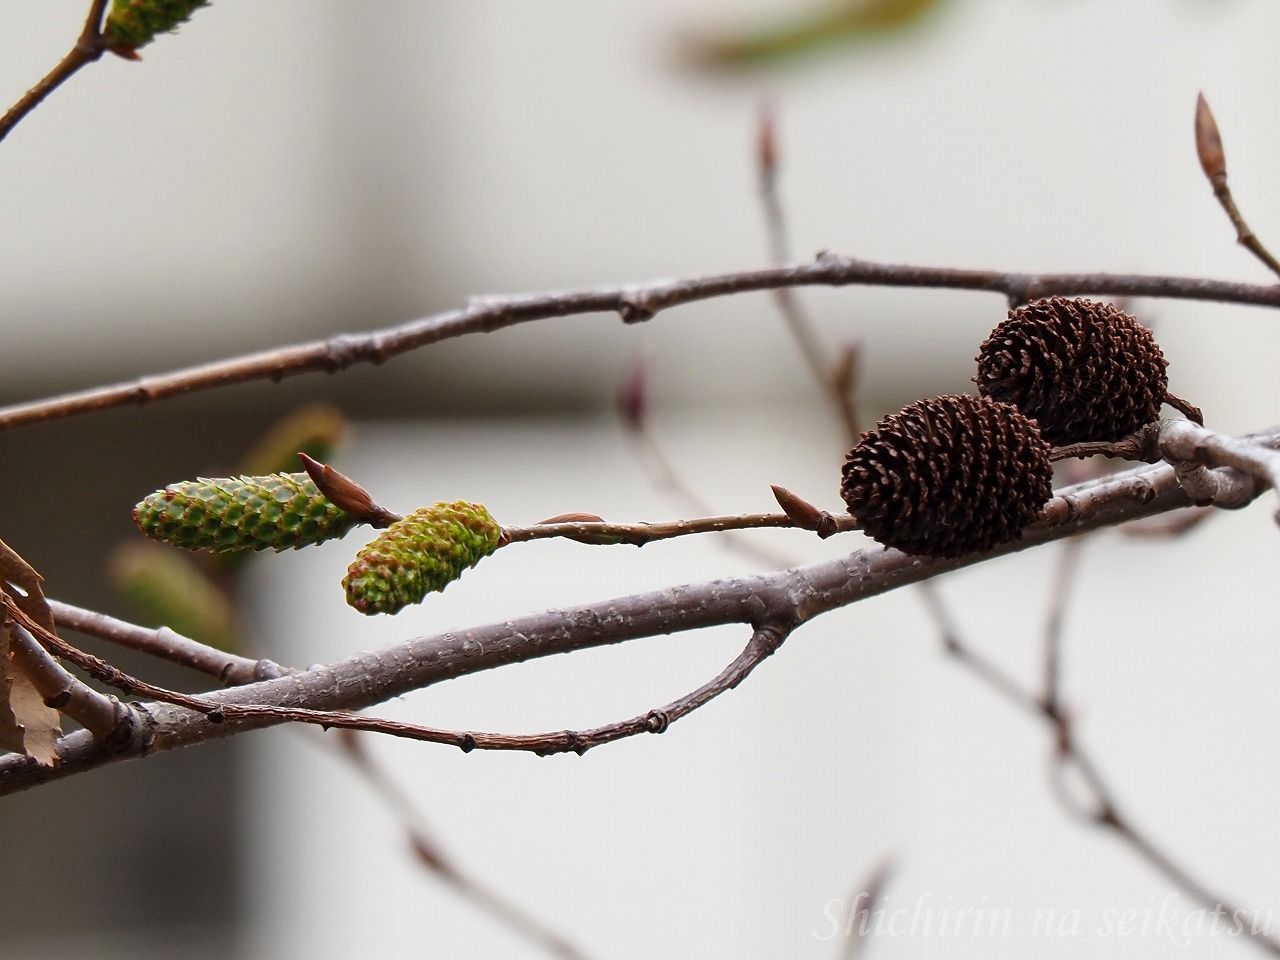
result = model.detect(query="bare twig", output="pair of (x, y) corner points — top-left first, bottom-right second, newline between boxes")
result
(3, 613), (135, 748)
(1040, 538), (1084, 718)
(49, 599), (285, 685)
(1158, 419), (1280, 516)
(502, 511), (858, 548)
(0, 1), (109, 145)
(756, 102), (861, 439)
(4, 256), (1280, 433)
(0, 436), (1261, 795)
(1195, 93), (1280, 282)
(918, 580), (1043, 717)
(839, 858), (894, 960)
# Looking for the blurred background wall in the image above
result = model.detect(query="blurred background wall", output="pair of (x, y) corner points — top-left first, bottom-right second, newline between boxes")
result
(1, 1), (1279, 957)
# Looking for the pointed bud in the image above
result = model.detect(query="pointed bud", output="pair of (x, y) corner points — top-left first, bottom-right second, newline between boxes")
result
(537, 512), (621, 545)
(770, 484), (823, 531)
(757, 99), (778, 183)
(1195, 93), (1226, 183)
(298, 454), (399, 528)
(832, 339), (862, 397)
(618, 354), (650, 431)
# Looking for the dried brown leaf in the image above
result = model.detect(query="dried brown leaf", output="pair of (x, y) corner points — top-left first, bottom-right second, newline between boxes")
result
(0, 539), (62, 765)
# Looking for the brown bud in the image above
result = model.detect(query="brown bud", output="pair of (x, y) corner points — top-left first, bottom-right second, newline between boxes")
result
(1194, 92), (1226, 183)
(757, 99), (778, 182)
(770, 484), (823, 531)
(536, 512), (620, 545)
(539, 512), (606, 525)
(618, 354), (649, 431)
(832, 339), (861, 397)
(298, 453), (398, 528)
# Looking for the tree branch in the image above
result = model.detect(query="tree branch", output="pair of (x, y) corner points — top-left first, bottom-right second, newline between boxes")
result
(502, 511), (858, 547)
(0, 430), (1265, 794)
(0, 1), (109, 145)
(3, 616), (135, 748)
(49, 599), (286, 685)
(4, 255), (1280, 433)
(1194, 93), (1280, 282)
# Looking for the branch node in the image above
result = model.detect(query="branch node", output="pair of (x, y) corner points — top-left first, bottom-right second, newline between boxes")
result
(460, 733), (477, 753)
(644, 709), (670, 734)
(619, 298), (655, 324)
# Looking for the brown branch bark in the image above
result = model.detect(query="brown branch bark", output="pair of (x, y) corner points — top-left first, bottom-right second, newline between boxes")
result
(1195, 93), (1280, 282)
(3, 617), (135, 748)
(0, 1), (109, 145)
(502, 511), (858, 547)
(0, 433), (1264, 795)
(3, 255), (1280, 433)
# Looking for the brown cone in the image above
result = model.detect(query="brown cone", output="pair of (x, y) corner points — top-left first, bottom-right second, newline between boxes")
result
(841, 394), (1053, 558)
(975, 297), (1170, 444)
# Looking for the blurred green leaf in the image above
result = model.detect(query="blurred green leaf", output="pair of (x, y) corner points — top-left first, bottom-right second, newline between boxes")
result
(687, 0), (945, 68)
(111, 542), (240, 652)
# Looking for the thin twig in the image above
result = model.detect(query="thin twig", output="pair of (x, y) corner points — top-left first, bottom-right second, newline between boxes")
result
(839, 858), (894, 960)
(5, 256), (1280, 432)
(502, 511), (858, 547)
(1195, 93), (1280, 282)
(3, 615), (132, 746)
(49, 599), (285, 685)
(756, 101), (861, 439)
(0, 1), (109, 145)
(917, 580), (1043, 718)
(625, 418), (802, 568)
(1041, 538), (1084, 717)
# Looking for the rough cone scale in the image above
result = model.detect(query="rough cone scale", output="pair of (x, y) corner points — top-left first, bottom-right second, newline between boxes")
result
(841, 394), (1053, 558)
(133, 473), (356, 552)
(976, 297), (1170, 444)
(344, 502), (501, 615)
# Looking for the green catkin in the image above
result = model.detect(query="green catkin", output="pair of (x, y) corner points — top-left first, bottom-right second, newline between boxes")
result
(133, 473), (357, 553)
(344, 502), (502, 616)
(104, 0), (211, 52)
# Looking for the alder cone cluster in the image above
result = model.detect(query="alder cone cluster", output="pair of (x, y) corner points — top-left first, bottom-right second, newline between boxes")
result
(975, 297), (1169, 444)
(841, 394), (1054, 558)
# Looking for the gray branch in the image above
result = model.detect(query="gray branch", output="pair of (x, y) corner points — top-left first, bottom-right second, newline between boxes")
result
(4, 424), (1265, 796)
